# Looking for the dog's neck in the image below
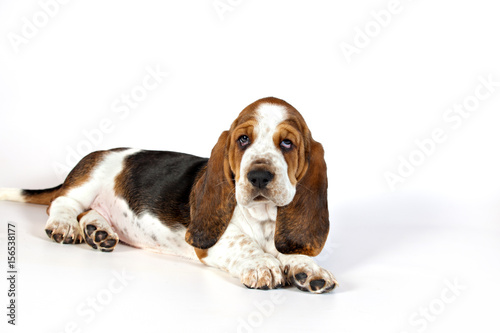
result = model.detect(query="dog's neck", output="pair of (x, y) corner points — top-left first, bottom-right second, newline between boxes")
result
(240, 202), (277, 223)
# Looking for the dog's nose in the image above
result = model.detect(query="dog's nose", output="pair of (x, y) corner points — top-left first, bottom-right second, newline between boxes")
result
(247, 170), (274, 189)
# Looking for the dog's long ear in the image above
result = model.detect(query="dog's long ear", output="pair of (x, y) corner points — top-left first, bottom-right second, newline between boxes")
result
(274, 139), (329, 256)
(186, 131), (236, 249)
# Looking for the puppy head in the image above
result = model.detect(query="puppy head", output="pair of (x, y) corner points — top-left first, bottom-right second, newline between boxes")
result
(186, 97), (329, 256)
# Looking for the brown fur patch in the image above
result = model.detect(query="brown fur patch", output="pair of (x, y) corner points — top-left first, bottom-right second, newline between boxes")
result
(77, 210), (91, 221)
(22, 151), (109, 208)
(274, 140), (329, 257)
(194, 248), (208, 262)
(227, 120), (257, 182)
(60, 151), (109, 196)
(273, 121), (305, 185)
(186, 131), (237, 249)
(22, 185), (62, 205)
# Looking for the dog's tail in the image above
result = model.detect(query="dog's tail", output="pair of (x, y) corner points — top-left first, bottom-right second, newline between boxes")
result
(0, 185), (62, 205)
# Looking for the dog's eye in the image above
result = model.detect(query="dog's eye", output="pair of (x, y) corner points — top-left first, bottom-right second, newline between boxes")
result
(238, 135), (251, 148)
(280, 139), (293, 151)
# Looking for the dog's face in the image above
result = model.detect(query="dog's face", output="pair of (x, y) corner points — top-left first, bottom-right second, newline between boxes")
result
(187, 97), (329, 256)
(228, 101), (310, 207)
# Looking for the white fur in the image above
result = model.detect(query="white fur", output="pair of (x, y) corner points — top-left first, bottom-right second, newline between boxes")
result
(0, 188), (24, 202)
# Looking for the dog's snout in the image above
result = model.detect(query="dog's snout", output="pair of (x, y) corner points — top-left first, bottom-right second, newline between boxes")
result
(247, 170), (274, 189)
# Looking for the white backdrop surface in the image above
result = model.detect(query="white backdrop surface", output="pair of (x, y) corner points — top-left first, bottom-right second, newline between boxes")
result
(1, 1), (499, 332)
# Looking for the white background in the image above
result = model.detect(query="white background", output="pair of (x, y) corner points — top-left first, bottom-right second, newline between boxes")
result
(1, 0), (500, 332)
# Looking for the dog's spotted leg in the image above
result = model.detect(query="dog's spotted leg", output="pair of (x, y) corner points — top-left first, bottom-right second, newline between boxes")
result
(196, 224), (286, 290)
(45, 196), (85, 244)
(77, 210), (119, 252)
(277, 254), (338, 294)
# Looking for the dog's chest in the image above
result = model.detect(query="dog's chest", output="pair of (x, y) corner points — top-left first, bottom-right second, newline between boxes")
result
(234, 204), (279, 254)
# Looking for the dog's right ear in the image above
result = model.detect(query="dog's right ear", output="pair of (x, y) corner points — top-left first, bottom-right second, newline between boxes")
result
(186, 131), (236, 249)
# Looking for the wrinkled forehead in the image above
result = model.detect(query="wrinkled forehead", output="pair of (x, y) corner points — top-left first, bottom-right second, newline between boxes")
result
(230, 97), (308, 135)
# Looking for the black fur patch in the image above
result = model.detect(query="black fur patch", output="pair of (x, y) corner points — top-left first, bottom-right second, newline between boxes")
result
(114, 151), (208, 228)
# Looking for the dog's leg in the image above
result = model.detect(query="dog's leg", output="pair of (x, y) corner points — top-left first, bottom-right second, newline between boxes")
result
(276, 253), (338, 294)
(195, 224), (286, 290)
(77, 209), (119, 252)
(45, 196), (85, 244)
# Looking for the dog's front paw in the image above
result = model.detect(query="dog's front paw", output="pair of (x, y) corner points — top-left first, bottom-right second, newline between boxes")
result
(240, 254), (285, 290)
(282, 256), (338, 294)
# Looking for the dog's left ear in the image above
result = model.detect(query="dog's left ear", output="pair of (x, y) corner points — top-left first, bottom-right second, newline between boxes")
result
(186, 131), (236, 249)
(274, 138), (329, 256)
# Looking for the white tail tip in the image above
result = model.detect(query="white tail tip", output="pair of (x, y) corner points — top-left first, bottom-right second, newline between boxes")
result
(0, 188), (25, 202)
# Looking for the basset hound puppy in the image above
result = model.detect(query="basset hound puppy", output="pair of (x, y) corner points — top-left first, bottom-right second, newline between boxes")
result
(0, 97), (337, 293)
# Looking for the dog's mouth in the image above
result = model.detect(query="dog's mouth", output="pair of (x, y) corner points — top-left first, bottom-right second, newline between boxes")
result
(251, 191), (277, 204)
(253, 195), (268, 202)
(239, 184), (290, 207)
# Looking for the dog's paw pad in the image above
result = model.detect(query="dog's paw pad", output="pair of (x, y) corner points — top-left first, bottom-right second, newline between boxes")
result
(86, 225), (97, 235)
(95, 230), (108, 242)
(52, 233), (64, 243)
(294, 272), (308, 284)
(310, 279), (326, 291)
(84, 223), (118, 252)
